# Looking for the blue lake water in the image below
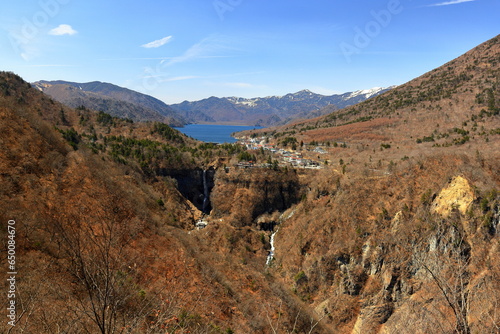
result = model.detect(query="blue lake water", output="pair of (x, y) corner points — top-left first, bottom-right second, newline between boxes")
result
(175, 124), (262, 144)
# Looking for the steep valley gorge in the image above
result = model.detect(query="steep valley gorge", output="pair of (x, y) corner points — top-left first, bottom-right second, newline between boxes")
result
(1, 33), (500, 334)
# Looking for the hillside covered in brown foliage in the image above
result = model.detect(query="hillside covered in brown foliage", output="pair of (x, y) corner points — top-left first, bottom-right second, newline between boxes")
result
(0, 72), (329, 333)
(1, 33), (500, 334)
(234, 34), (500, 333)
(245, 35), (500, 151)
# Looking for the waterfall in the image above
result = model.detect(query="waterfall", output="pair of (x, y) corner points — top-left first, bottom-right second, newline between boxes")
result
(266, 229), (279, 266)
(202, 169), (210, 213)
(494, 206), (500, 235)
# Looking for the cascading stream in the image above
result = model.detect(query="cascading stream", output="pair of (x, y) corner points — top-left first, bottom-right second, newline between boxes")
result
(202, 169), (210, 214)
(266, 228), (279, 266)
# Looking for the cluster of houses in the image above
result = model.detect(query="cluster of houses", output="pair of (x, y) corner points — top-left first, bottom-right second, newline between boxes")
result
(281, 151), (321, 168)
(238, 137), (274, 151)
(236, 136), (323, 169)
(313, 147), (328, 154)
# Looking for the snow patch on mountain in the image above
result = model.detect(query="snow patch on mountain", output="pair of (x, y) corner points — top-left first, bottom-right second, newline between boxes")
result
(171, 85), (395, 126)
(347, 87), (390, 99)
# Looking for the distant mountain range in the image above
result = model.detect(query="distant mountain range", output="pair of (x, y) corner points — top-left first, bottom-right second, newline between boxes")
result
(4, 34), (500, 334)
(33, 80), (394, 127)
(170, 87), (395, 126)
(32, 80), (186, 126)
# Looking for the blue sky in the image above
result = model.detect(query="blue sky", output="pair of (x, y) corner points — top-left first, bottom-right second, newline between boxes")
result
(1, 0), (498, 103)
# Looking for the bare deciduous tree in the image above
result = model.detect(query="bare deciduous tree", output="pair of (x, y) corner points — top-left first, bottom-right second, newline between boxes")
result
(414, 224), (472, 334)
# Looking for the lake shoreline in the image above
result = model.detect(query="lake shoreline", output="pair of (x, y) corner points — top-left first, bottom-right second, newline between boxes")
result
(174, 124), (263, 144)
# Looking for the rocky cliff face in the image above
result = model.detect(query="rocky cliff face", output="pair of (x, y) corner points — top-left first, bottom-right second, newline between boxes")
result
(1, 72), (336, 334)
(210, 167), (302, 227)
(266, 157), (500, 333)
(184, 154), (499, 333)
(162, 167), (216, 214)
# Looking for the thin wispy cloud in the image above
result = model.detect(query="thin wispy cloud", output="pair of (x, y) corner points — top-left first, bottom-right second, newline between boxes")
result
(213, 71), (267, 78)
(141, 71), (264, 84)
(20, 46), (40, 61)
(23, 64), (77, 67)
(141, 36), (173, 48)
(138, 35), (238, 87)
(49, 24), (77, 36)
(141, 74), (200, 81)
(99, 57), (175, 61)
(164, 35), (235, 67)
(161, 76), (200, 82)
(427, 0), (477, 7)
(100, 56), (231, 62)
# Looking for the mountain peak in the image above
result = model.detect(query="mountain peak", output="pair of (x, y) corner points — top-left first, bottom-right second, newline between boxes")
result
(347, 87), (386, 99)
(171, 86), (393, 126)
(32, 79), (185, 125)
(291, 89), (319, 97)
(270, 34), (500, 144)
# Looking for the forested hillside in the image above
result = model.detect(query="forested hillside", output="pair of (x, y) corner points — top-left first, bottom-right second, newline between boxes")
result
(1, 33), (500, 334)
